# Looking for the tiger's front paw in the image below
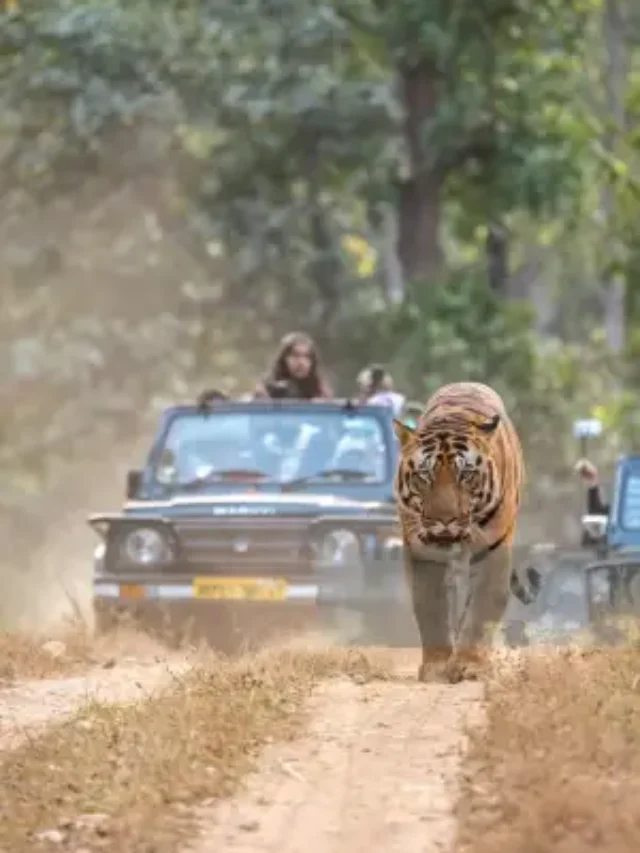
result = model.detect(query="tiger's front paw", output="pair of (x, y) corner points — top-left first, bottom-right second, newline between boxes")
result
(443, 658), (480, 684)
(444, 647), (488, 684)
(417, 647), (453, 683)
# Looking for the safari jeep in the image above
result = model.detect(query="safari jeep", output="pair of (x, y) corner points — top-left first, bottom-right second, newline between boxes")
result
(504, 453), (640, 646)
(502, 419), (640, 646)
(89, 396), (416, 650)
(580, 453), (640, 638)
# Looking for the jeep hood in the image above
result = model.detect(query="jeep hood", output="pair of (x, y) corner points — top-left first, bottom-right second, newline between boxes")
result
(123, 492), (391, 519)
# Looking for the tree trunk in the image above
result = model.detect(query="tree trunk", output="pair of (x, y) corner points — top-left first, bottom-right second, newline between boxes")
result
(509, 241), (554, 334)
(308, 201), (341, 328)
(377, 204), (405, 305)
(304, 146), (341, 329)
(486, 222), (509, 297)
(397, 60), (444, 284)
(600, 0), (627, 353)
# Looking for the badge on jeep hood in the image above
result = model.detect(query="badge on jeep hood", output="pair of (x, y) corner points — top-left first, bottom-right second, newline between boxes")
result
(210, 505), (276, 516)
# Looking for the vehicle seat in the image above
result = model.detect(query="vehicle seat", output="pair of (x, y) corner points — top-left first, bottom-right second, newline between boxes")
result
(331, 446), (377, 478)
(295, 430), (337, 479)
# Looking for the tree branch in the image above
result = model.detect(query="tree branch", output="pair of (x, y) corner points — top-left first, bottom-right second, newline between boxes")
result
(333, 5), (381, 38)
(435, 131), (497, 176)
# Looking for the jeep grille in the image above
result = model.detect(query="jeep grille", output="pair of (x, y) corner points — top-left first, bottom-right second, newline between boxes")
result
(172, 517), (312, 575)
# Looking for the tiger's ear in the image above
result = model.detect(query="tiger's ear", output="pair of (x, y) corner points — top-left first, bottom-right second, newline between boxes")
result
(477, 413), (501, 434)
(393, 418), (415, 448)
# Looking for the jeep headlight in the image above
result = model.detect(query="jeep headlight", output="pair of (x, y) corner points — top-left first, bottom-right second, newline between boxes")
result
(120, 527), (174, 567)
(317, 529), (361, 568)
(93, 541), (106, 574)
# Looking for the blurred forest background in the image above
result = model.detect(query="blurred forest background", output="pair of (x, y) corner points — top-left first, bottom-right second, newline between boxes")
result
(1, 0), (639, 629)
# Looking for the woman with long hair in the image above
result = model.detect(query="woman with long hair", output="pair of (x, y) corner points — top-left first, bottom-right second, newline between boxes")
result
(253, 331), (333, 400)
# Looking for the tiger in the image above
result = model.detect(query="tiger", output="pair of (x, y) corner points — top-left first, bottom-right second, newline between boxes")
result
(392, 381), (541, 682)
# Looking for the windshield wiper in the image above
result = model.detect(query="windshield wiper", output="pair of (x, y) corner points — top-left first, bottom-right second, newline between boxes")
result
(178, 467), (273, 491)
(281, 467), (372, 492)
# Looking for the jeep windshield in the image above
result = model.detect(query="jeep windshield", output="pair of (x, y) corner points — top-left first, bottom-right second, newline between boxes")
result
(153, 409), (389, 490)
(619, 465), (640, 530)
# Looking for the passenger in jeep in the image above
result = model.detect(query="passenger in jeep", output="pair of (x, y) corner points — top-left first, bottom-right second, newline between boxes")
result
(253, 332), (333, 401)
(356, 363), (406, 416)
(575, 458), (609, 514)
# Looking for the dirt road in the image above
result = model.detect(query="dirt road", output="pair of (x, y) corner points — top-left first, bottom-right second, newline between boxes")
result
(0, 646), (483, 852)
(0, 656), (190, 751)
(190, 656), (482, 853)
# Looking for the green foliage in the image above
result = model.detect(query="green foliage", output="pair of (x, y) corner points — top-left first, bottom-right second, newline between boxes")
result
(329, 270), (536, 400)
(0, 2), (170, 196)
(2, 0), (640, 507)
(0, 0), (605, 296)
(328, 264), (639, 471)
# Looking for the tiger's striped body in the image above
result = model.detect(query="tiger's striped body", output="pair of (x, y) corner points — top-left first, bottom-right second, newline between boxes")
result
(393, 382), (540, 681)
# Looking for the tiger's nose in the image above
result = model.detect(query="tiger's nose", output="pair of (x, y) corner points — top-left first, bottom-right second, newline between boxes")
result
(426, 485), (460, 517)
(434, 463), (456, 488)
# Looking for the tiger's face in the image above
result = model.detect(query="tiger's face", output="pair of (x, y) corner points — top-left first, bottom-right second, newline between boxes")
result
(393, 413), (502, 556)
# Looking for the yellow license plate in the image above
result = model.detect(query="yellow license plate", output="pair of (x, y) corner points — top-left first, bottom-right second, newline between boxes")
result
(192, 577), (288, 601)
(119, 583), (145, 599)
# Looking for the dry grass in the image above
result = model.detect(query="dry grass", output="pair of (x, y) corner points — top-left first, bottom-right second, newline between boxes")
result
(0, 643), (391, 852)
(457, 646), (640, 853)
(0, 628), (93, 684)
(0, 619), (177, 685)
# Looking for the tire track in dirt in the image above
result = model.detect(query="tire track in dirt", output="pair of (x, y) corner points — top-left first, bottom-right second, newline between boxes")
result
(0, 657), (191, 752)
(189, 656), (482, 853)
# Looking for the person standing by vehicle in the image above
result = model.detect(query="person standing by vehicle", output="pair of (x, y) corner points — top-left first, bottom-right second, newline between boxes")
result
(253, 331), (333, 400)
(575, 458), (610, 514)
(356, 363), (406, 416)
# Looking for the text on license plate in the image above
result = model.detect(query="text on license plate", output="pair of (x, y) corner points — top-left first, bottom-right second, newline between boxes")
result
(119, 583), (146, 599)
(192, 577), (288, 601)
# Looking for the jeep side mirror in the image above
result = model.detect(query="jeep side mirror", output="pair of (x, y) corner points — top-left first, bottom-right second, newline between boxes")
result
(126, 469), (142, 499)
(580, 513), (607, 548)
